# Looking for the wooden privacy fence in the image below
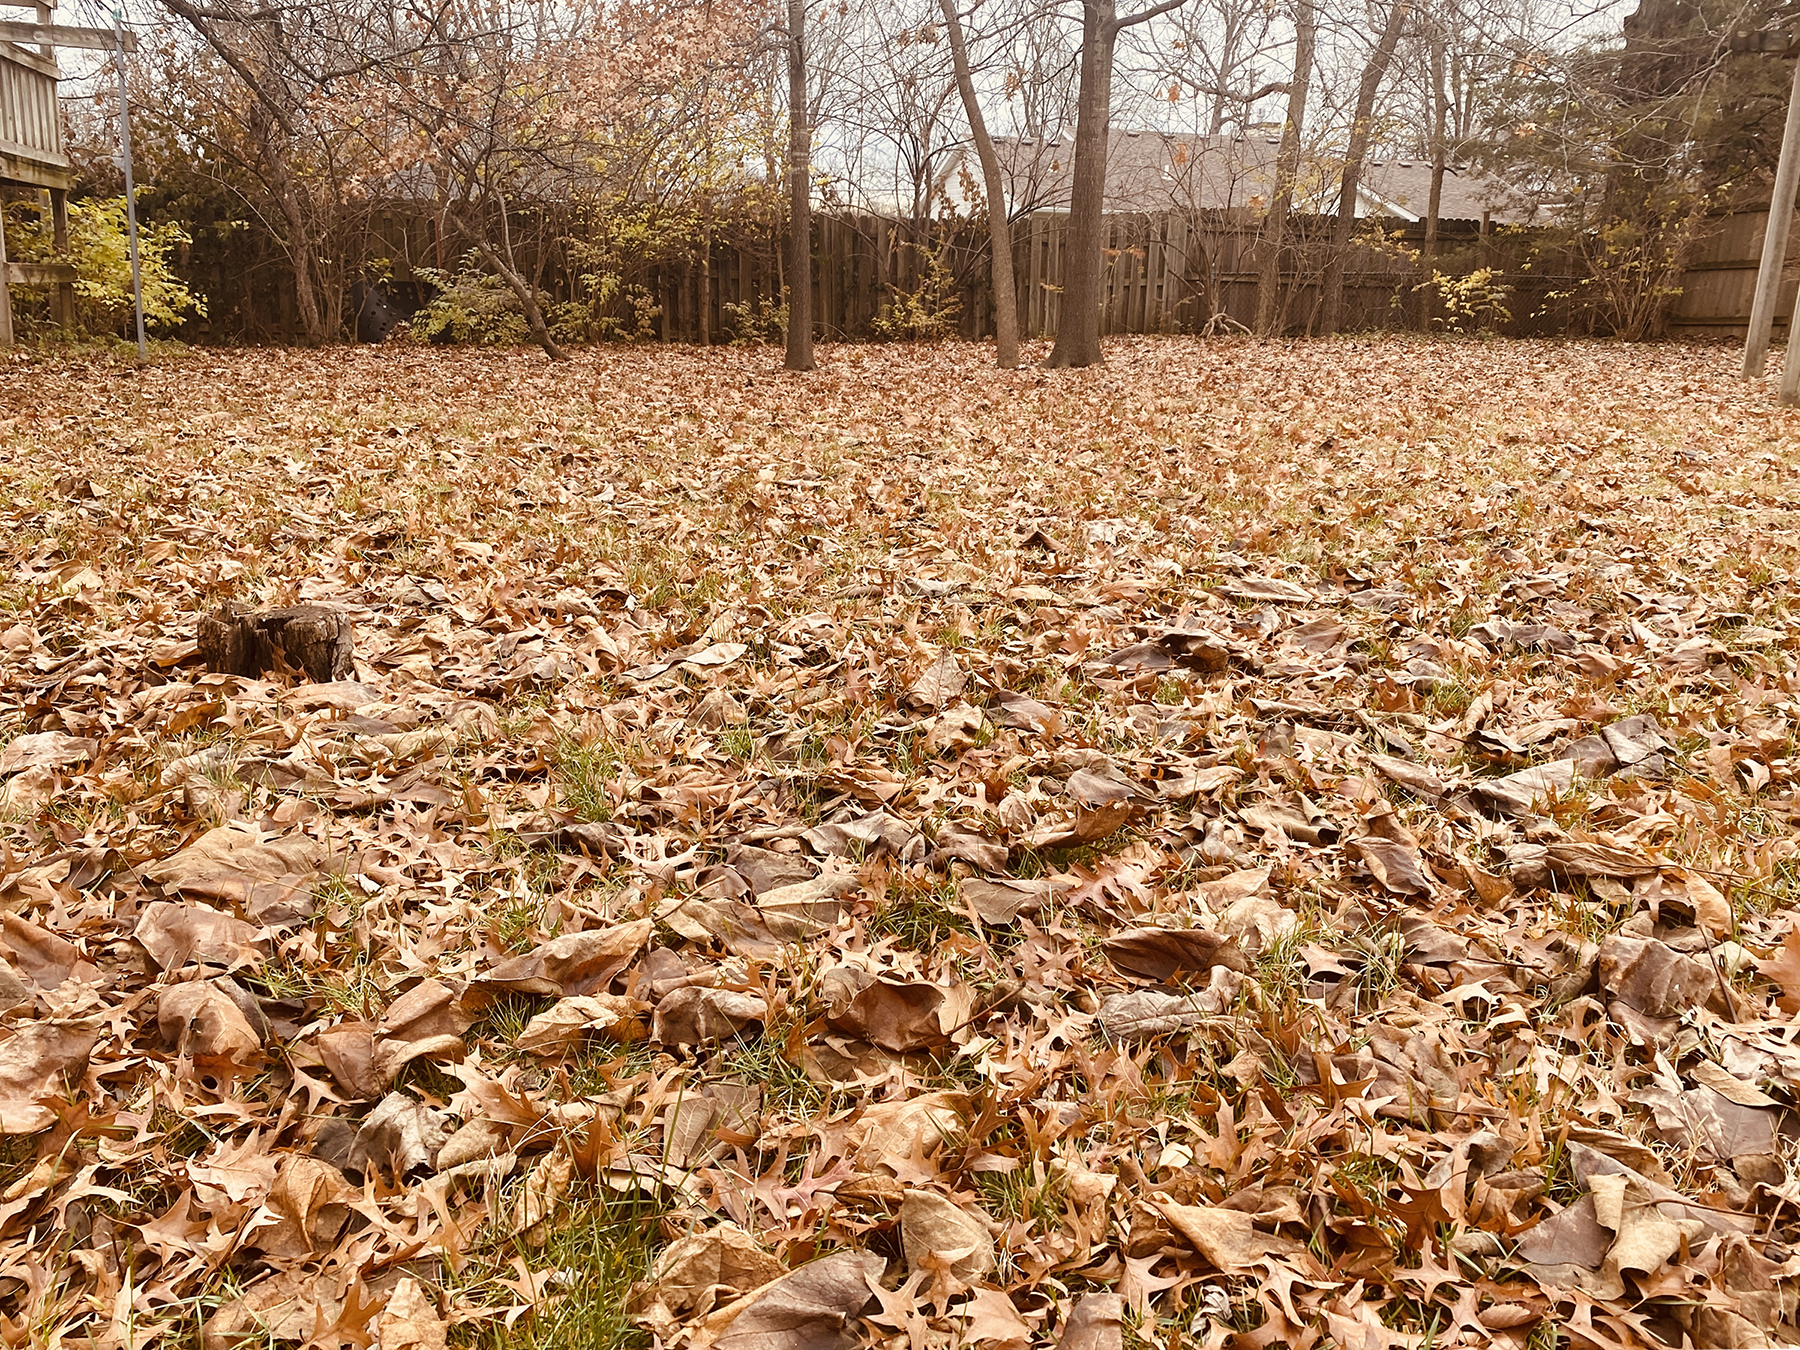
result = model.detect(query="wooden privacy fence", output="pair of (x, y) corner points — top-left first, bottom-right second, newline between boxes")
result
(642, 209), (1570, 344)
(164, 200), (1580, 344)
(1013, 211), (1436, 338)
(1667, 209), (1798, 339)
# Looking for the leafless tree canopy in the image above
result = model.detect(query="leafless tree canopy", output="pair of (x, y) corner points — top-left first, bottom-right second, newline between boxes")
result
(37, 0), (1797, 351)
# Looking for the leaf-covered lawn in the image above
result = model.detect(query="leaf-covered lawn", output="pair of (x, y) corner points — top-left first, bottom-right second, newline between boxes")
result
(5, 335), (1800, 1349)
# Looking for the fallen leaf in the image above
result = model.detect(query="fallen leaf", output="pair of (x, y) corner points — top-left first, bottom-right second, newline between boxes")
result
(824, 969), (972, 1052)
(378, 1276), (448, 1350)
(253, 1154), (354, 1259)
(958, 878), (1051, 924)
(1098, 972), (1241, 1039)
(516, 994), (645, 1054)
(1598, 934), (1731, 1020)
(356, 1092), (453, 1177)
(1152, 1199), (1304, 1273)
(653, 986), (768, 1047)
(848, 1093), (967, 1169)
(1056, 1293), (1123, 1350)
(1102, 926), (1248, 982)
(956, 1287), (1034, 1350)
(641, 1221), (786, 1320)
(0, 731), (96, 775)
(135, 902), (268, 973)
(140, 823), (326, 923)
(0, 1021), (95, 1132)
(157, 980), (264, 1063)
(907, 653), (965, 710)
(1472, 761), (1577, 815)
(1347, 835), (1434, 896)
(1022, 801), (1138, 849)
(467, 919), (652, 1001)
(1219, 575), (1312, 603)
(706, 1250), (885, 1350)
(900, 1189), (997, 1284)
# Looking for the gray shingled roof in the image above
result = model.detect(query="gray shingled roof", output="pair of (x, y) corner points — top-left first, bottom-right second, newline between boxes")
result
(995, 131), (1535, 225)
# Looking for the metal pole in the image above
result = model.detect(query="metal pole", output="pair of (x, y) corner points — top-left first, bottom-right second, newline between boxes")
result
(1745, 52), (1800, 377)
(114, 8), (146, 360)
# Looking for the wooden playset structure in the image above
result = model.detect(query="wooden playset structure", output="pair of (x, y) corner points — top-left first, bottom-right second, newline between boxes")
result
(0, 1), (136, 344)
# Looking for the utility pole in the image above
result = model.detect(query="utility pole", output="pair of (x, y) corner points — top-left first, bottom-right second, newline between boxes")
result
(1738, 29), (1800, 378)
(114, 7), (146, 361)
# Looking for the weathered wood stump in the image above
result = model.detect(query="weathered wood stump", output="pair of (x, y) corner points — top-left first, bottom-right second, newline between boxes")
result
(197, 603), (355, 684)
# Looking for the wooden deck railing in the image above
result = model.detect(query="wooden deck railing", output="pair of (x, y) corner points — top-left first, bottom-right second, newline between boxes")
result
(0, 39), (68, 189)
(1, 37), (74, 343)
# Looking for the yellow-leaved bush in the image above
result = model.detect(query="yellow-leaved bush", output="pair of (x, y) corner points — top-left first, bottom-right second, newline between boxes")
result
(3, 196), (206, 337)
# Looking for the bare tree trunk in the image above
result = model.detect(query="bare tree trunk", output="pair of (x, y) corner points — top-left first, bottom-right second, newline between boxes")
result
(700, 74), (713, 347)
(1045, 0), (1117, 368)
(1418, 19), (1447, 330)
(940, 0), (1020, 367)
(1255, 0), (1314, 336)
(1045, 0), (1186, 368)
(785, 0), (816, 371)
(699, 221), (712, 345)
(1319, 0), (1409, 334)
(159, 0), (331, 343)
(277, 202), (325, 344)
(458, 198), (567, 361)
(261, 128), (326, 344)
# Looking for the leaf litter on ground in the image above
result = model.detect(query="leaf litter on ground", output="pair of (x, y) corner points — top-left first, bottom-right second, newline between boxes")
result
(3, 336), (1800, 1348)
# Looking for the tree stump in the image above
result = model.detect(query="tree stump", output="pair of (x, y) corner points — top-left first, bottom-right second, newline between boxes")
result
(198, 603), (355, 684)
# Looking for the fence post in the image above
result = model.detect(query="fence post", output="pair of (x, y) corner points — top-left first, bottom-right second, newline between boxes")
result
(51, 188), (73, 331)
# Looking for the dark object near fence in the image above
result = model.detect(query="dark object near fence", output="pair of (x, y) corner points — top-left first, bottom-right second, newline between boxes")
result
(354, 282), (398, 343)
(198, 603), (355, 683)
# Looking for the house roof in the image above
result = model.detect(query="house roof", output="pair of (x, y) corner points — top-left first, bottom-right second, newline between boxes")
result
(992, 130), (1536, 225)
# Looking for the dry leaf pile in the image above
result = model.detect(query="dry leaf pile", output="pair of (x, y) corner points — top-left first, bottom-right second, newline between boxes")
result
(4, 336), (1800, 1349)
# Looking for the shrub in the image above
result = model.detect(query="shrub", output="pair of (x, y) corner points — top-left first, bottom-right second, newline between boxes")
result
(871, 239), (962, 341)
(410, 261), (529, 345)
(559, 220), (666, 341)
(2, 196), (206, 336)
(1419, 267), (1513, 333)
(720, 295), (786, 344)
